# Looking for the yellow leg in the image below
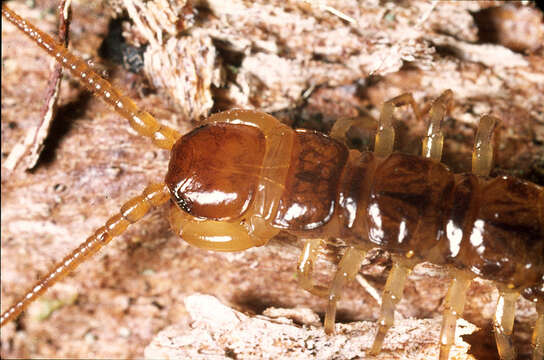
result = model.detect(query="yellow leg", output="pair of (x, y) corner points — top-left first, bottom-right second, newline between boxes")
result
(329, 114), (377, 147)
(472, 114), (499, 177)
(297, 239), (328, 298)
(532, 303), (544, 360)
(323, 247), (366, 334)
(375, 93), (421, 157)
(494, 290), (519, 360)
(438, 271), (473, 360)
(370, 260), (412, 354)
(421, 90), (453, 161)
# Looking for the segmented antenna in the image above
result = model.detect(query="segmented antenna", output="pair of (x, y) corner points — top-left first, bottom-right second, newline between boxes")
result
(2, 4), (180, 150)
(0, 183), (171, 326)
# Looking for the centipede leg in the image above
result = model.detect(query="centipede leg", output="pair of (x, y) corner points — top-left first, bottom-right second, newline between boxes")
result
(493, 290), (519, 360)
(533, 303), (544, 360)
(297, 239), (328, 298)
(438, 271), (473, 360)
(375, 93), (421, 157)
(323, 246), (366, 334)
(329, 114), (377, 147)
(472, 114), (499, 177)
(421, 89), (453, 161)
(370, 260), (411, 354)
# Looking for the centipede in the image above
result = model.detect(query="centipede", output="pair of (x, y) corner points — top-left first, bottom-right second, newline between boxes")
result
(2, 2), (543, 359)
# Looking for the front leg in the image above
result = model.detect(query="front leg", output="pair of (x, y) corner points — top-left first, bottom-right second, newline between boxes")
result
(297, 239), (329, 298)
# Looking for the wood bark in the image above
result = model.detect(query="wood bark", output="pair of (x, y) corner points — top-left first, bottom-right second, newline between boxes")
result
(1, 0), (543, 359)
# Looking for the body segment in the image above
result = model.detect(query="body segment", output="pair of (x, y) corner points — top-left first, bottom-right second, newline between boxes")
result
(165, 112), (544, 301)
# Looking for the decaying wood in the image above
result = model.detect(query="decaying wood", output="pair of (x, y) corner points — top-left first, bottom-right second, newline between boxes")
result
(144, 294), (478, 359)
(1, 0), (543, 359)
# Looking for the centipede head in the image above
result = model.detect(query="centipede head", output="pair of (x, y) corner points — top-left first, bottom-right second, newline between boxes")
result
(165, 121), (266, 221)
(164, 110), (283, 252)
